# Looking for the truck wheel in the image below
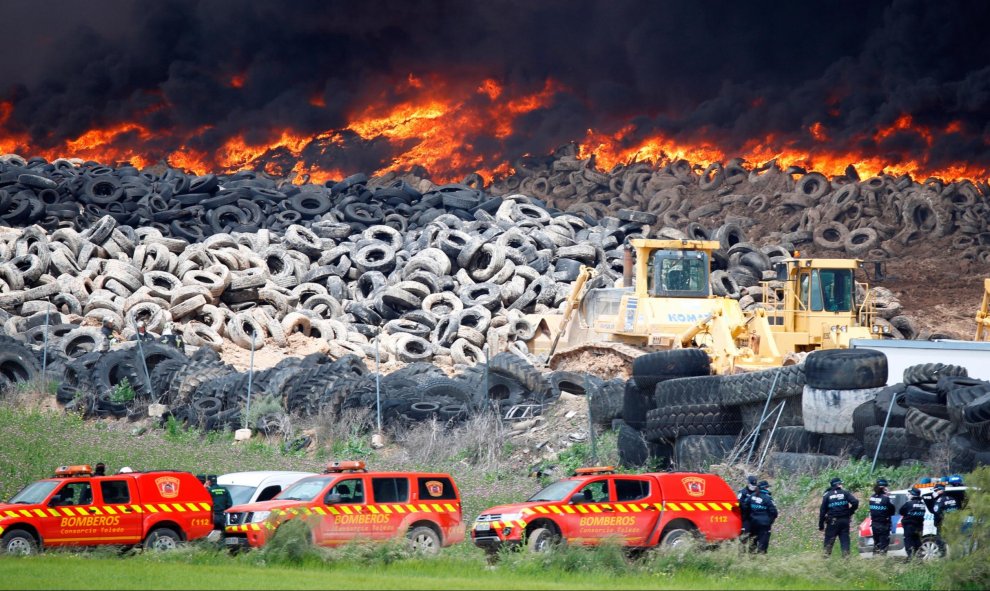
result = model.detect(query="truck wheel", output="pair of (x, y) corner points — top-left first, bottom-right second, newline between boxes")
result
(527, 527), (559, 553)
(143, 527), (181, 551)
(407, 526), (441, 555)
(660, 528), (696, 548)
(0, 530), (38, 555)
(917, 536), (943, 561)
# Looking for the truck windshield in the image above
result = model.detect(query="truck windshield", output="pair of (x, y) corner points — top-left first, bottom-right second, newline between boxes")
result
(225, 485), (258, 506)
(527, 480), (579, 502)
(8, 481), (59, 504)
(277, 477), (331, 501)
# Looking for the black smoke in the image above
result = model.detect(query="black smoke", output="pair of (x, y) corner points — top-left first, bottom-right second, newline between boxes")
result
(2, 0), (989, 177)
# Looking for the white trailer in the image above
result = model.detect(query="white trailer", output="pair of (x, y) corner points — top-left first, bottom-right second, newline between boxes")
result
(850, 338), (990, 385)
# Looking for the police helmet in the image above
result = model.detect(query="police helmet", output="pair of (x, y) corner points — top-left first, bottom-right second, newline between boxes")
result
(747, 475), (758, 486)
(909, 487), (921, 498)
(934, 483), (946, 492)
(829, 477), (842, 487)
(875, 478), (888, 488)
(758, 480), (770, 489)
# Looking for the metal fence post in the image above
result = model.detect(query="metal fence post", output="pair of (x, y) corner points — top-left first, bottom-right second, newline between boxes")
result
(871, 391), (899, 474)
(586, 373), (598, 463)
(747, 369), (781, 464)
(244, 331), (256, 428)
(375, 333), (382, 432)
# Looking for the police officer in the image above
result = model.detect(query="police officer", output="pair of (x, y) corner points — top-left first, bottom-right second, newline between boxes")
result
(737, 475), (758, 544)
(818, 477), (859, 557)
(743, 480), (778, 554)
(205, 474), (233, 530)
(928, 483), (961, 555)
(899, 487), (928, 560)
(868, 478), (896, 555)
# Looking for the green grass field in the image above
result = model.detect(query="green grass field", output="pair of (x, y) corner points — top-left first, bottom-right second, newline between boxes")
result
(0, 402), (984, 590)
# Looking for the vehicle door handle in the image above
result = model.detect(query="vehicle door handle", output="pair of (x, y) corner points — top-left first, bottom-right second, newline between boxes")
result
(89, 507), (99, 513)
(120, 508), (131, 513)
(601, 507), (614, 512)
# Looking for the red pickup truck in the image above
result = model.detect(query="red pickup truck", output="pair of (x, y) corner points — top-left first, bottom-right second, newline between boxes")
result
(472, 466), (741, 553)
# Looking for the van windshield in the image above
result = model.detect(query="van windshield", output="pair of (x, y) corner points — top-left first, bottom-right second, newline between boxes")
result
(225, 485), (258, 506)
(277, 477), (331, 501)
(8, 481), (59, 504)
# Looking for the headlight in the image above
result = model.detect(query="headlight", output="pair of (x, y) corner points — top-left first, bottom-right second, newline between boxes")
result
(250, 511), (271, 523)
(499, 512), (524, 523)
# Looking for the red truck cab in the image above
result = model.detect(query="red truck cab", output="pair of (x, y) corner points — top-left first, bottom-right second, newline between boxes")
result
(472, 466), (741, 553)
(0, 465), (214, 554)
(224, 461), (464, 554)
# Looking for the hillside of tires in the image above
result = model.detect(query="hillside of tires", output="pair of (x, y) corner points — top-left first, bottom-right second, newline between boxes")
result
(0, 149), (987, 473)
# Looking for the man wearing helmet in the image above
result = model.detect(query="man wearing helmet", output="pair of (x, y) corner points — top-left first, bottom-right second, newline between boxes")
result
(926, 483), (962, 555)
(737, 475), (758, 546)
(818, 477), (859, 558)
(868, 478), (896, 555)
(899, 487), (928, 560)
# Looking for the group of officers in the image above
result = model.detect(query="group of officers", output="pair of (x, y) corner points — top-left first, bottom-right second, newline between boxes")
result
(737, 474), (966, 559)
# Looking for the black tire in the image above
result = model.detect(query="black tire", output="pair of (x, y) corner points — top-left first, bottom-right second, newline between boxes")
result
(947, 384), (990, 424)
(660, 527), (698, 549)
(738, 397), (803, 432)
(90, 349), (137, 395)
(0, 530), (38, 555)
(645, 404), (742, 439)
(617, 421), (650, 467)
(765, 426), (821, 453)
(964, 392), (990, 423)
(815, 434), (865, 458)
(526, 527), (558, 553)
(406, 525), (441, 555)
(654, 374), (723, 407)
(420, 376), (473, 406)
(862, 426), (929, 461)
(672, 435), (737, 471)
(767, 452), (842, 476)
(487, 352), (549, 397)
(804, 349), (887, 390)
(904, 363), (967, 387)
(548, 371), (596, 397)
(0, 342), (41, 385)
(622, 380), (653, 429)
(143, 527), (181, 551)
(717, 364), (806, 406)
(904, 407), (956, 443)
(632, 349), (710, 391)
(852, 401), (879, 442)
(589, 379), (623, 427)
(873, 384), (908, 428)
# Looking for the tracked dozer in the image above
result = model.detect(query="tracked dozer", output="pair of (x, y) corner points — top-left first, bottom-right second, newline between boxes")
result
(524, 238), (882, 374)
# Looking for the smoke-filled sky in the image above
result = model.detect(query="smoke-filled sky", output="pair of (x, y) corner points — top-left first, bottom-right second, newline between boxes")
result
(1, 0), (989, 177)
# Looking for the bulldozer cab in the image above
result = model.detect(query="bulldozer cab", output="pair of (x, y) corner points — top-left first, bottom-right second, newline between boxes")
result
(633, 238), (717, 298)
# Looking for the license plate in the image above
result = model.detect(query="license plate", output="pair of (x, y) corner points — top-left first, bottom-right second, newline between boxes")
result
(224, 537), (241, 545)
(475, 522), (491, 531)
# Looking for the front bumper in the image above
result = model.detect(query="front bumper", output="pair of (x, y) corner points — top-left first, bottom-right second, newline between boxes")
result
(471, 522), (524, 551)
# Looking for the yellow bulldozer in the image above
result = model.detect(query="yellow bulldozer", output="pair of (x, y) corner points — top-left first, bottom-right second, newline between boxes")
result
(525, 238), (885, 374)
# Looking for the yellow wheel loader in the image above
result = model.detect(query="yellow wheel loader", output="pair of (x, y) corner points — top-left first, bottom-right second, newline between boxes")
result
(524, 238), (883, 374)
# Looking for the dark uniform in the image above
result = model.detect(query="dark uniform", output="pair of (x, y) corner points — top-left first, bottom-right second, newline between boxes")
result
(206, 476), (233, 530)
(737, 475), (758, 543)
(928, 484), (961, 555)
(743, 481), (778, 554)
(868, 479), (896, 555)
(818, 477), (859, 557)
(899, 488), (927, 559)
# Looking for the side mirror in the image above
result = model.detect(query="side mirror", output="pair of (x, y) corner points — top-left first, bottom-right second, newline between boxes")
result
(774, 262), (788, 282)
(569, 493), (585, 505)
(325, 493), (342, 505)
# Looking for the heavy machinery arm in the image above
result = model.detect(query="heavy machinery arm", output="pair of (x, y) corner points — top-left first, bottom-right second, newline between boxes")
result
(546, 265), (593, 360)
(976, 278), (990, 341)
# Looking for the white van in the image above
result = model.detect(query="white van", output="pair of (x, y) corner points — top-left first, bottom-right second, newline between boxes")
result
(219, 471), (317, 513)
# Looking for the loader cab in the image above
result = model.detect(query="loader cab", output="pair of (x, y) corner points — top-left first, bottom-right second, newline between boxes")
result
(632, 238), (718, 299)
(797, 267), (854, 313)
(649, 250), (710, 297)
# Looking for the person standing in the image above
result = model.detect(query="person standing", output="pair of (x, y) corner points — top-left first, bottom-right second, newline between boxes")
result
(899, 487), (928, 560)
(737, 475), (758, 546)
(928, 483), (961, 556)
(744, 480), (778, 554)
(93, 462), (107, 477)
(868, 478), (896, 555)
(205, 474), (233, 530)
(818, 477), (859, 558)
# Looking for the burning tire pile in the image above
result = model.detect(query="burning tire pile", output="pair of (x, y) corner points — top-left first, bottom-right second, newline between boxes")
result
(0, 150), (983, 474)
